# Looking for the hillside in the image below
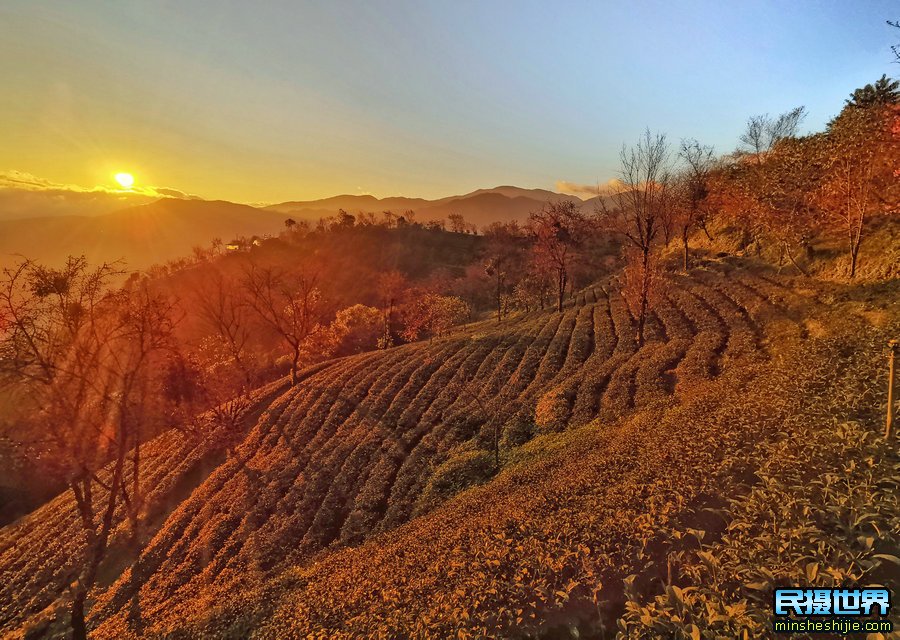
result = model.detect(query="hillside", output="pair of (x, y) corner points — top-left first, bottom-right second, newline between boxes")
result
(148, 276), (898, 640)
(1, 258), (869, 638)
(0, 199), (285, 270)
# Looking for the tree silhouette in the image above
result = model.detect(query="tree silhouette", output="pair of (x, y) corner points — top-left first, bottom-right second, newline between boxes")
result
(597, 130), (672, 346)
(192, 269), (256, 392)
(739, 107), (806, 164)
(676, 138), (716, 270)
(820, 103), (897, 277)
(482, 221), (525, 323)
(891, 21), (900, 62)
(242, 262), (321, 386)
(529, 201), (590, 313)
(0, 258), (175, 640)
(846, 74), (900, 108)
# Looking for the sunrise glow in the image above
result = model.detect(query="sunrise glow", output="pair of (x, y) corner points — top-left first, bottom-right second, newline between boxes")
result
(114, 172), (135, 189)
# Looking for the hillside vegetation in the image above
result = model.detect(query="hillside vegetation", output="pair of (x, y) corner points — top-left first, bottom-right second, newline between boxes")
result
(0, 256), (856, 638)
(79, 264), (897, 639)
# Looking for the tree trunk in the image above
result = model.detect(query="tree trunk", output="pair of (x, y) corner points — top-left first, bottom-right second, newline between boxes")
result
(557, 269), (566, 313)
(636, 302), (647, 347)
(70, 493), (117, 639)
(637, 248), (650, 347)
(849, 224), (863, 279)
(237, 355), (253, 394)
(70, 545), (104, 640)
(130, 421), (141, 541)
(290, 347), (300, 386)
(68, 450), (125, 639)
(71, 589), (88, 640)
(382, 299), (394, 348)
(784, 243), (809, 278)
(682, 228), (689, 272)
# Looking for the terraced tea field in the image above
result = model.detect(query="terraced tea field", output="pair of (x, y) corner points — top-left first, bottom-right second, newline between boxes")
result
(0, 261), (812, 636)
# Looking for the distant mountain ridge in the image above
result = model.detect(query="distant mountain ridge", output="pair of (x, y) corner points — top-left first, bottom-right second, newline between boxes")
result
(0, 185), (598, 269)
(265, 185), (586, 226)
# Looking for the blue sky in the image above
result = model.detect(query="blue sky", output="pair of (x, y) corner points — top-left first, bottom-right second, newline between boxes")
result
(1, 1), (897, 202)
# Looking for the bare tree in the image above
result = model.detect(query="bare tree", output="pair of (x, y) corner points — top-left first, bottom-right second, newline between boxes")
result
(115, 279), (178, 525)
(0, 258), (175, 640)
(192, 269), (255, 392)
(164, 352), (251, 458)
(483, 221), (524, 323)
(734, 107), (817, 271)
(676, 139), (717, 270)
(891, 20), (900, 62)
(597, 130), (672, 346)
(242, 262), (321, 386)
(819, 105), (895, 278)
(529, 201), (590, 313)
(737, 133), (822, 276)
(512, 258), (552, 312)
(658, 185), (677, 248)
(620, 246), (663, 333)
(739, 107), (806, 164)
(826, 156), (872, 279)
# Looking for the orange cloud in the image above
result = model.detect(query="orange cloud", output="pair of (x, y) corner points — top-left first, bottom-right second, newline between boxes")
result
(555, 178), (626, 197)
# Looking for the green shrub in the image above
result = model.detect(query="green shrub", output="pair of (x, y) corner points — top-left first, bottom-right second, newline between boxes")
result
(413, 444), (495, 516)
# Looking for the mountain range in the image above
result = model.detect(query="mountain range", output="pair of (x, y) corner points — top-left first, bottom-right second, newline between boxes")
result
(0, 186), (594, 269)
(264, 185), (586, 225)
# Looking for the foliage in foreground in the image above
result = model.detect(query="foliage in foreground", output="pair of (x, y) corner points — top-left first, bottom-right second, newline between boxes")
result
(620, 330), (900, 639)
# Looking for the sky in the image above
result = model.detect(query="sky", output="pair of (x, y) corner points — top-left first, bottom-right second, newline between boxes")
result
(1, 0), (898, 204)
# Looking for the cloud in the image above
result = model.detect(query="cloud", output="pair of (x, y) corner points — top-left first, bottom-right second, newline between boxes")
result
(0, 170), (200, 221)
(555, 178), (626, 197)
(154, 187), (201, 199)
(0, 170), (74, 191)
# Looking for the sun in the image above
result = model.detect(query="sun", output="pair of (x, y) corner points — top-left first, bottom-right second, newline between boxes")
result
(114, 172), (135, 189)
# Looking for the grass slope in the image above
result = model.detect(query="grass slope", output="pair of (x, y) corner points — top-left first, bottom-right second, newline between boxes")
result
(4, 260), (891, 639)
(97, 274), (898, 640)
